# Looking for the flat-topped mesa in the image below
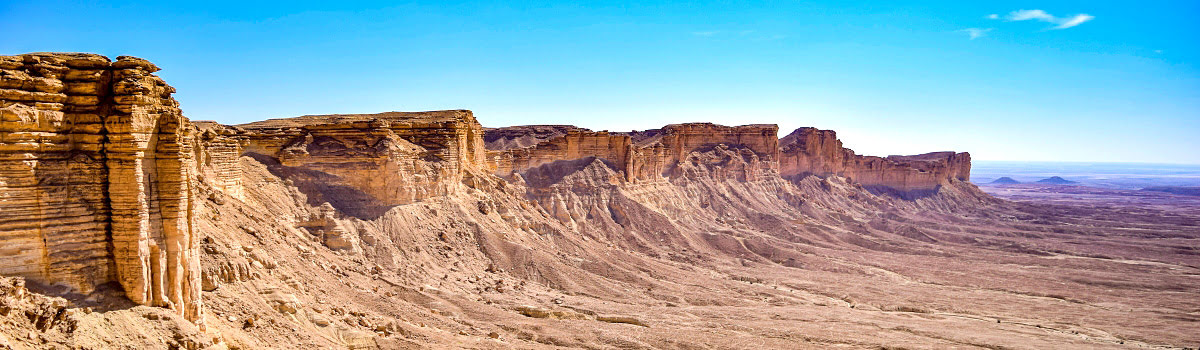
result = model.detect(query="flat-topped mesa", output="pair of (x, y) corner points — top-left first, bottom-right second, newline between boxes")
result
(0, 53), (202, 323)
(485, 123), (780, 181)
(779, 127), (970, 194)
(236, 110), (487, 219)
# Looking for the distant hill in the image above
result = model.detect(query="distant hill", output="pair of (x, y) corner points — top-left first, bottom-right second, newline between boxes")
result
(1141, 186), (1200, 196)
(1036, 176), (1077, 185)
(990, 177), (1020, 184)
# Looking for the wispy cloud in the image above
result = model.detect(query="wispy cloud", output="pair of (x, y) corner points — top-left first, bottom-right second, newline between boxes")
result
(1053, 14), (1095, 29)
(1007, 9), (1055, 22)
(992, 9), (1094, 30)
(959, 28), (993, 40)
(692, 31), (720, 36)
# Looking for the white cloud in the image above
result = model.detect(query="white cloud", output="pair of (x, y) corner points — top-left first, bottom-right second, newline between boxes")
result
(1000, 9), (1094, 30)
(960, 28), (993, 40)
(1053, 14), (1095, 29)
(1008, 9), (1054, 21)
(986, 14), (999, 19)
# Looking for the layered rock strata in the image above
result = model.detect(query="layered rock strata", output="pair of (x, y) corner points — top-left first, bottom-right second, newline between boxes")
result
(234, 110), (487, 218)
(0, 52), (973, 333)
(193, 121), (245, 200)
(486, 123), (780, 182)
(778, 127), (970, 193)
(0, 53), (202, 323)
(487, 123), (966, 193)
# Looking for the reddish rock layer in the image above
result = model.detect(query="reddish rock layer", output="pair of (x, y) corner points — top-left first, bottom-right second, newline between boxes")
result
(779, 127), (970, 193)
(487, 124), (967, 194)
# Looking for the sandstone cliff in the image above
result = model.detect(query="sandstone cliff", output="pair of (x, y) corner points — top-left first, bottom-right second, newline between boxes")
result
(0, 53), (202, 323)
(487, 123), (780, 182)
(488, 123), (968, 195)
(779, 127), (970, 195)
(233, 110), (487, 219)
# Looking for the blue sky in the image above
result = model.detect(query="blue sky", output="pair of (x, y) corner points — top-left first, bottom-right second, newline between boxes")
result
(3, 1), (1198, 163)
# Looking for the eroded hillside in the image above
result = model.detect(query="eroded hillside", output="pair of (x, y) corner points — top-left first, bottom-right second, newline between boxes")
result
(2, 53), (1198, 349)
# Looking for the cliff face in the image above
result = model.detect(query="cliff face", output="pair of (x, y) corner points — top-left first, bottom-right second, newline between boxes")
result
(488, 128), (631, 179)
(779, 127), (970, 194)
(0, 53), (202, 323)
(487, 123), (780, 182)
(234, 110), (487, 219)
(488, 124), (966, 194)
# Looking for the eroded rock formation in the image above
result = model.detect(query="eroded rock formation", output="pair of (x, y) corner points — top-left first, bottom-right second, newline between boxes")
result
(488, 123), (968, 194)
(233, 110), (487, 219)
(0, 52), (968, 335)
(779, 127), (970, 194)
(487, 123), (781, 182)
(0, 53), (202, 323)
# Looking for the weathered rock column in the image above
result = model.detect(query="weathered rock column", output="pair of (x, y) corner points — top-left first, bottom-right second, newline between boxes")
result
(0, 53), (202, 325)
(104, 56), (202, 321)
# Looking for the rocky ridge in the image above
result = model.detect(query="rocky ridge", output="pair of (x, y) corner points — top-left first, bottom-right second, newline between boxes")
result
(3, 53), (1197, 349)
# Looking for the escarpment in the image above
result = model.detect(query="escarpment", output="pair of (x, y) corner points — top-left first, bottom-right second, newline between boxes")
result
(232, 110), (487, 219)
(486, 123), (968, 194)
(0, 52), (975, 341)
(778, 127), (970, 195)
(487, 123), (781, 182)
(9, 53), (1197, 349)
(0, 53), (202, 323)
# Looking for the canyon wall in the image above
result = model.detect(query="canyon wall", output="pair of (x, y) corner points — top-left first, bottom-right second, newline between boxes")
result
(0, 52), (972, 333)
(487, 127), (631, 178)
(234, 111), (488, 219)
(0, 53), (202, 323)
(779, 127), (970, 193)
(486, 123), (967, 194)
(486, 123), (780, 182)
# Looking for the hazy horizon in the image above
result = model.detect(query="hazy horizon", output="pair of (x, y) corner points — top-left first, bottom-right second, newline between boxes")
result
(3, 1), (1197, 164)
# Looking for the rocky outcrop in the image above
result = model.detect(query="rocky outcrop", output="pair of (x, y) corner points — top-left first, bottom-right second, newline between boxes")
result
(483, 124), (579, 151)
(487, 123), (780, 182)
(625, 123), (779, 181)
(490, 124), (968, 195)
(235, 110), (487, 219)
(193, 121), (244, 200)
(779, 127), (970, 194)
(487, 127), (631, 179)
(0, 53), (202, 324)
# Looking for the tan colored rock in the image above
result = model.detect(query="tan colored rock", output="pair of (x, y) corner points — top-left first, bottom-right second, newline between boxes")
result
(487, 122), (780, 183)
(233, 110), (487, 219)
(0, 53), (202, 326)
(779, 127), (970, 194)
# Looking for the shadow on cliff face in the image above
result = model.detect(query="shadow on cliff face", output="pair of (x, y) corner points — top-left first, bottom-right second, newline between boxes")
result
(520, 157), (621, 188)
(244, 153), (392, 220)
(21, 279), (138, 314)
(862, 185), (940, 200)
(783, 174), (941, 200)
